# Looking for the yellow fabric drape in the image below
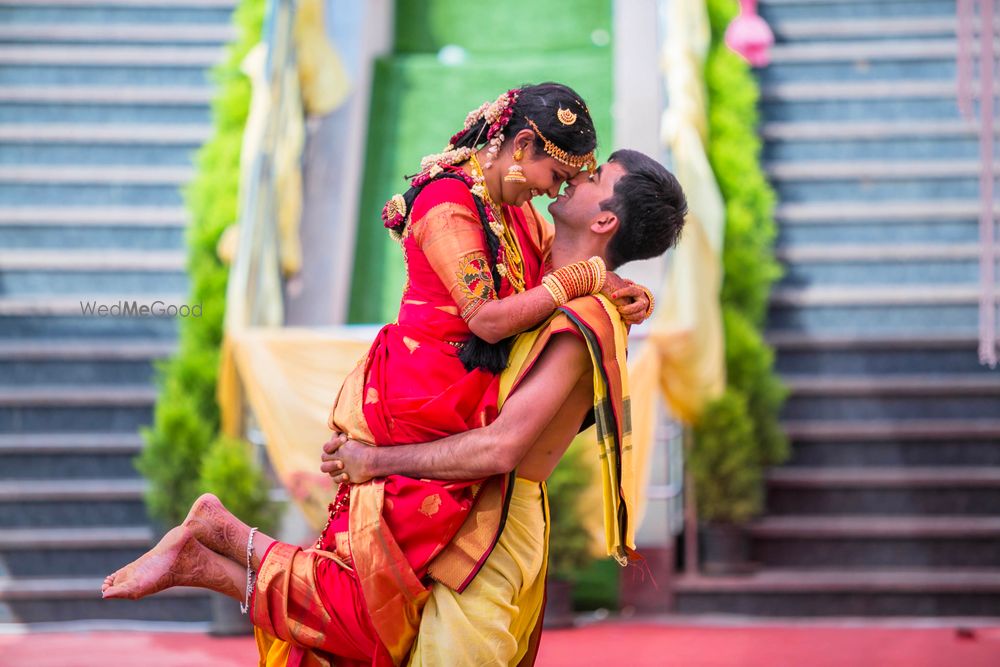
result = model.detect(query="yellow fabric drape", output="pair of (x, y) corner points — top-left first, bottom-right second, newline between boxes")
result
(218, 328), (371, 529)
(498, 296), (636, 562)
(627, 0), (727, 524)
(219, 0), (350, 276)
(409, 478), (548, 667)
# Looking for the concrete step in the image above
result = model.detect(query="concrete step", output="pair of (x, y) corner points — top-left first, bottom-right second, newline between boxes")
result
(0, 124), (209, 167)
(0, 206), (187, 226)
(0, 1), (236, 32)
(0, 165), (194, 206)
(0, 339), (175, 360)
(773, 16), (987, 41)
(777, 244), (991, 262)
(767, 160), (999, 181)
(767, 284), (982, 334)
(770, 331), (991, 376)
(762, 80), (991, 103)
(0, 249), (185, 271)
(760, 0), (960, 24)
(0, 526), (152, 577)
(768, 467), (1000, 488)
(771, 39), (964, 63)
(0, 432), (145, 480)
(762, 130), (997, 162)
(674, 568), (1000, 616)
(767, 161), (995, 203)
(0, 86), (212, 106)
(0, 47), (223, 87)
(0, 45), (223, 66)
(0, 124), (211, 143)
(760, 80), (991, 123)
(0, 165), (193, 185)
(775, 200), (998, 246)
(782, 419), (1000, 441)
(0, 250), (188, 295)
(785, 375), (1000, 396)
(776, 199), (997, 224)
(0, 165), (191, 206)
(0, 86), (212, 125)
(783, 394), (1000, 423)
(0, 313), (180, 341)
(765, 467), (1000, 517)
(750, 516), (1000, 569)
(0, 479), (148, 527)
(0, 385), (157, 407)
(776, 243), (998, 287)
(0, 294), (189, 315)
(752, 515), (1000, 539)
(0, 339), (173, 387)
(4, 0), (234, 5)
(0, 575), (210, 624)
(762, 120), (986, 141)
(0, 385), (156, 433)
(770, 284), (979, 307)
(761, 40), (963, 85)
(0, 525), (151, 549)
(0, 23), (235, 44)
(0, 206), (187, 250)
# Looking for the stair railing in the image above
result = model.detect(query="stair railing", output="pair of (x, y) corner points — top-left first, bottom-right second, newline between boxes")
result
(956, 0), (998, 367)
(224, 0), (298, 333)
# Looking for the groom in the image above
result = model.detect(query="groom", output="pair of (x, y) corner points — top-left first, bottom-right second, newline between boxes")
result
(323, 148), (687, 665)
(103, 149), (686, 667)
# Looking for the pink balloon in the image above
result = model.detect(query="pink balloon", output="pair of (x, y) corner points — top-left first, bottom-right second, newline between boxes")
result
(724, 0), (774, 67)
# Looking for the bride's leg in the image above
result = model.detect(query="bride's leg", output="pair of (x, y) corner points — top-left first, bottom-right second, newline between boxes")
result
(181, 493), (275, 570)
(102, 525), (244, 601)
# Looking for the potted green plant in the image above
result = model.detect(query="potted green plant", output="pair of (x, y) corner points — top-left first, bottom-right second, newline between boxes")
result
(544, 440), (595, 628)
(199, 435), (279, 635)
(690, 389), (762, 574)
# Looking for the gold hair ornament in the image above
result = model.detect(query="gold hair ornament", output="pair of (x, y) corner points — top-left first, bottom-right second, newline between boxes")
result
(557, 107), (577, 126)
(524, 118), (596, 171)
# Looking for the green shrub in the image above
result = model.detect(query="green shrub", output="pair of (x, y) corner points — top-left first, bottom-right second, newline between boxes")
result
(199, 436), (279, 534)
(690, 390), (762, 523)
(723, 306), (788, 466)
(138, 0), (270, 527)
(690, 0), (788, 522)
(547, 439), (596, 581)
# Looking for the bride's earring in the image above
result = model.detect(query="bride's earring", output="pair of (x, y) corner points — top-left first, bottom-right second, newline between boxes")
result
(504, 147), (527, 183)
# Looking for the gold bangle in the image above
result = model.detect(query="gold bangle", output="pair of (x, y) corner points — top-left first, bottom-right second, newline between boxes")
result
(642, 287), (656, 319)
(542, 275), (568, 306)
(588, 256), (607, 293)
(542, 278), (563, 306)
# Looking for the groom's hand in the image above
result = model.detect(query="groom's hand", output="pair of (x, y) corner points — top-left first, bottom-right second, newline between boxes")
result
(321, 433), (375, 485)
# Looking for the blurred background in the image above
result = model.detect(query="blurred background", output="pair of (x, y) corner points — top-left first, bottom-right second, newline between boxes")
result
(1, 0), (999, 665)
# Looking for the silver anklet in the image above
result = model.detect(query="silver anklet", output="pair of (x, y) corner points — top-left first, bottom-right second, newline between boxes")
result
(240, 526), (259, 615)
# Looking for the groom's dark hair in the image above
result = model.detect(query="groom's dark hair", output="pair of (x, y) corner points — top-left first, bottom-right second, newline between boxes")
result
(601, 149), (687, 269)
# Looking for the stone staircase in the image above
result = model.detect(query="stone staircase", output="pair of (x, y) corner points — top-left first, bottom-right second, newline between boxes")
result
(0, 0), (236, 625)
(675, 0), (1000, 616)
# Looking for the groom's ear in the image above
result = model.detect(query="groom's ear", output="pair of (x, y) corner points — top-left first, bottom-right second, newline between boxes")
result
(590, 212), (619, 238)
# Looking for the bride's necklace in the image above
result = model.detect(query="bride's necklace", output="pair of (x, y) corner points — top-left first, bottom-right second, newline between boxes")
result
(468, 154), (526, 292)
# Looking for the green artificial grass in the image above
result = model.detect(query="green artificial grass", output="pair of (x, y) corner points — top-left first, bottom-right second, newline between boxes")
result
(349, 50), (613, 323)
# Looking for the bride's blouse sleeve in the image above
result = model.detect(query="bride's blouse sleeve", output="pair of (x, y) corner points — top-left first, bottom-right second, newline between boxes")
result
(410, 179), (497, 323)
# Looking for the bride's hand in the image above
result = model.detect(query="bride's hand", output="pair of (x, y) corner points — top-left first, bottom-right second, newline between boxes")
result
(602, 272), (653, 325)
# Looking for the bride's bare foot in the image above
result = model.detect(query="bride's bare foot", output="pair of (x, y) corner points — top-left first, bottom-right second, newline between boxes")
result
(103, 526), (202, 600)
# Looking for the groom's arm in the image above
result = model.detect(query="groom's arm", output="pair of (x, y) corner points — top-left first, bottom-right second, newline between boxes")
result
(321, 332), (592, 482)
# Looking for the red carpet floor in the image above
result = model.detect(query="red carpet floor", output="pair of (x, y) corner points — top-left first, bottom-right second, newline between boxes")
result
(1, 623), (998, 666)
